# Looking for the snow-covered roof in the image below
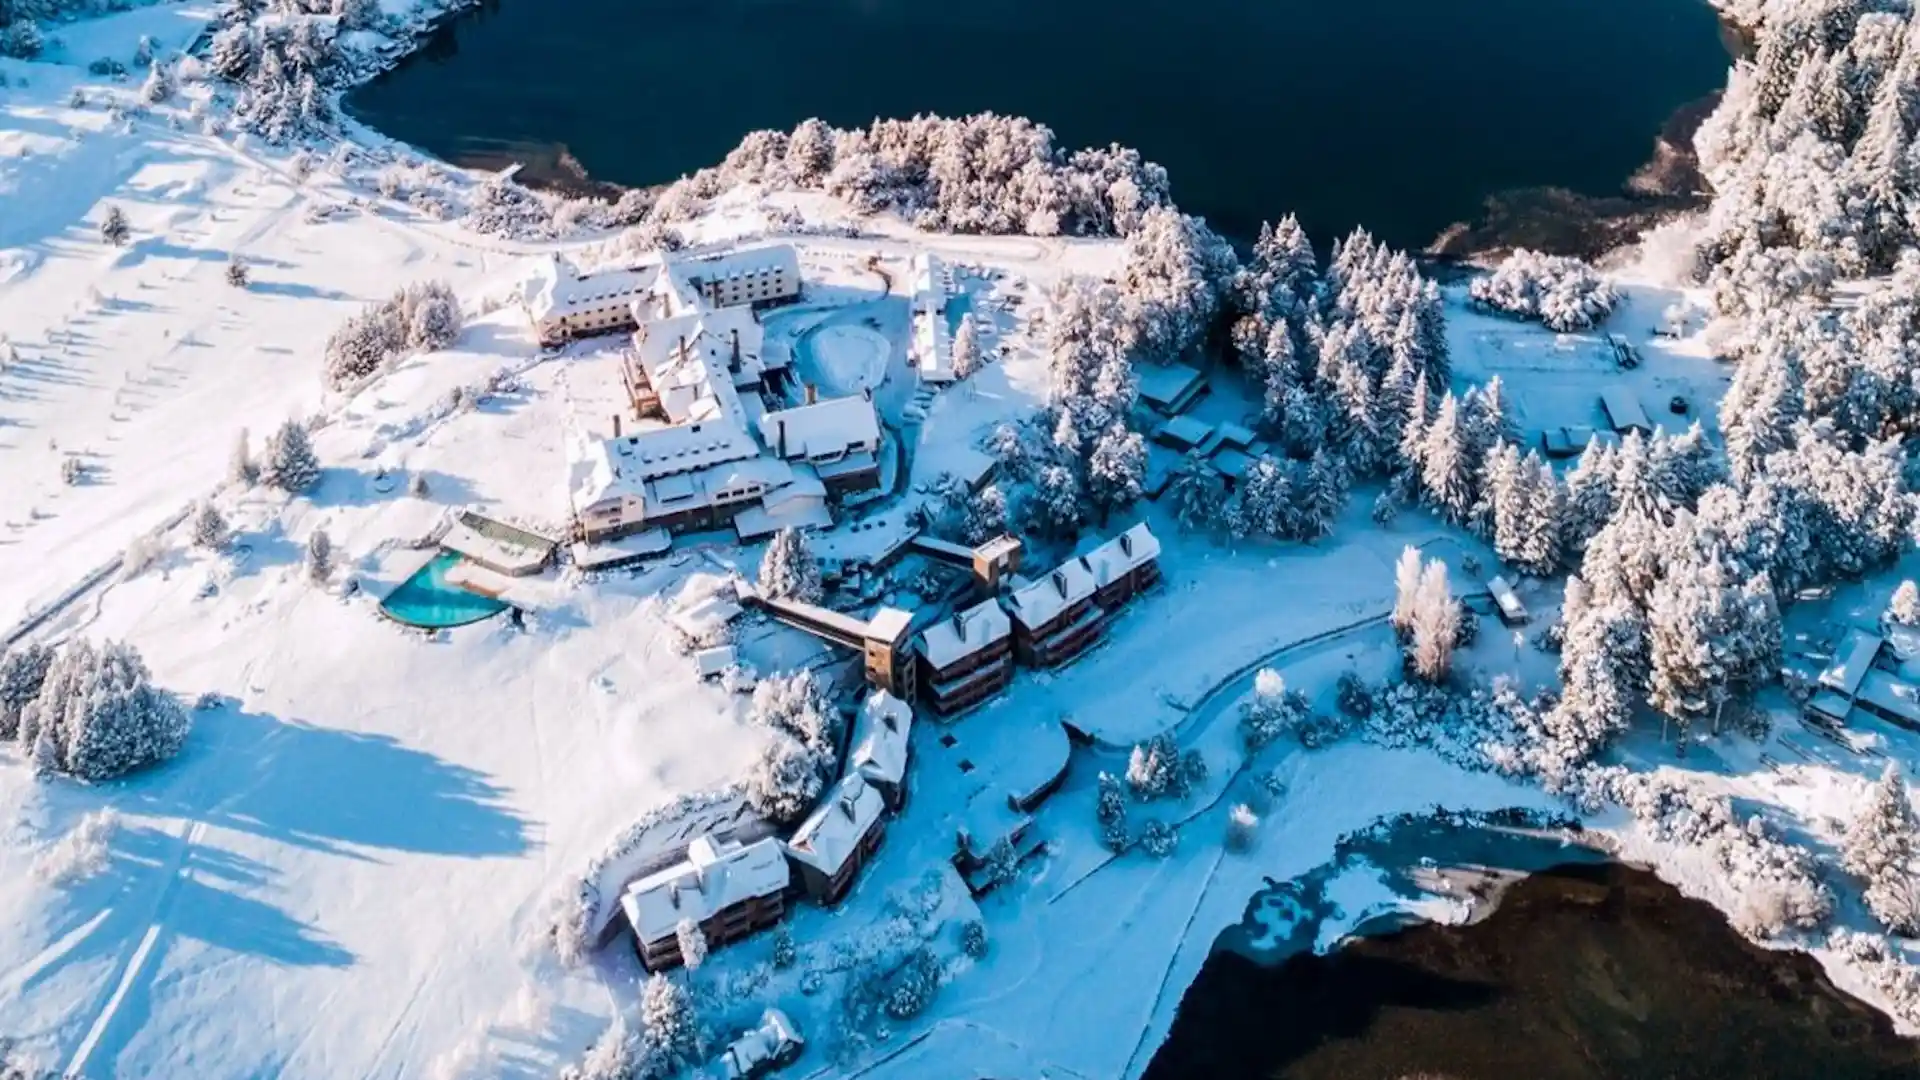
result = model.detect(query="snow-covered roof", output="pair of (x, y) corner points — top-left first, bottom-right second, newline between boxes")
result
(631, 306), (763, 428)
(848, 690), (914, 790)
(1080, 523), (1161, 588)
(784, 773), (886, 877)
(1153, 415), (1213, 449)
(620, 834), (790, 945)
(760, 395), (881, 462)
(920, 598), (1012, 670)
(721, 1009), (803, 1080)
(1599, 387), (1653, 434)
(912, 307), (955, 383)
(1486, 575), (1528, 620)
(526, 254), (663, 323)
(866, 607), (916, 645)
(679, 244), (800, 292)
(911, 253), (947, 314)
(1857, 669), (1920, 726)
(1136, 362), (1205, 411)
(1006, 557), (1098, 631)
(568, 421), (765, 512)
(1821, 630), (1884, 698)
(694, 645), (738, 678)
(733, 500), (833, 541)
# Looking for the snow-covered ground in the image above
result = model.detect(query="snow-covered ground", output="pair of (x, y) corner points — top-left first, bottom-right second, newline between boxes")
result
(4, 4), (1920, 1080)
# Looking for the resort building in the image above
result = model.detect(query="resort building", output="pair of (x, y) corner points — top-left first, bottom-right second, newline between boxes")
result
(783, 773), (888, 905)
(758, 392), (883, 496)
(560, 242), (880, 544)
(620, 833), (791, 972)
(527, 244), (801, 347)
(1005, 524), (1162, 667)
(1806, 629), (1920, 731)
(918, 599), (1014, 715)
(847, 690), (914, 810)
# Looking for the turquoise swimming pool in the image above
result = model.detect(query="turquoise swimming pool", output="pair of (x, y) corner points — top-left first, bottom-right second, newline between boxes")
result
(379, 552), (510, 628)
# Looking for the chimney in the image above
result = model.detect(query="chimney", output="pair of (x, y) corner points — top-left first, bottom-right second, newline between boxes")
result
(1119, 532), (1133, 556)
(952, 611), (967, 641)
(1052, 570), (1067, 597)
(805, 383), (818, 406)
(612, 414), (622, 438)
(677, 334), (687, 360)
(776, 419), (787, 459)
(730, 328), (741, 370)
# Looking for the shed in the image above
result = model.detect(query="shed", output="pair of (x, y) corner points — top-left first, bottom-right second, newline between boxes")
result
(1856, 669), (1920, 730)
(1137, 363), (1208, 416)
(1599, 388), (1653, 435)
(1486, 576), (1528, 626)
(1151, 415), (1215, 451)
(1805, 689), (1853, 727)
(1819, 630), (1884, 698)
(694, 645), (738, 680)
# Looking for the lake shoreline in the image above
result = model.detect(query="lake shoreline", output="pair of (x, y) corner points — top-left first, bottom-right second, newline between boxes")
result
(1155, 812), (1920, 1079)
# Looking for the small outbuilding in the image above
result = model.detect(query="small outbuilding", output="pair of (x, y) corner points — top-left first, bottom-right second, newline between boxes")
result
(1137, 363), (1208, 416)
(1599, 388), (1653, 436)
(1486, 576), (1528, 626)
(719, 1008), (804, 1080)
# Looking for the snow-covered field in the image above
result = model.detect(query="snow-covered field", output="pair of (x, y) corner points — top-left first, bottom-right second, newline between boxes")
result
(5, 2), (1920, 1079)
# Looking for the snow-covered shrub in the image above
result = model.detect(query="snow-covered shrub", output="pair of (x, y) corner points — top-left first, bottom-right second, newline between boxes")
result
(323, 282), (464, 389)
(225, 255), (249, 289)
(674, 918), (709, 971)
(139, 59), (172, 105)
(1829, 930), (1920, 1027)
(0, 643), (55, 740)
(639, 972), (701, 1070)
(99, 204), (129, 247)
(306, 528), (333, 585)
(60, 456), (84, 486)
(1095, 770), (1127, 826)
(1843, 763), (1920, 935)
(1468, 250), (1619, 331)
(1336, 672), (1376, 720)
(1887, 581), (1920, 628)
(771, 926), (797, 970)
(960, 919), (988, 960)
(259, 419), (319, 493)
(1371, 490), (1398, 526)
(756, 527), (821, 603)
(1241, 668), (1310, 750)
(745, 733), (825, 825)
(18, 640), (192, 782)
(1139, 819), (1177, 858)
(190, 501), (229, 551)
(878, 946), (943, 1021)
(1100, 815), (1130, 854)
(0, 18), (45, 60)
(228, 428), (257, 486)
(1125, 734), (1181, 799)
(1225, 803), (1259, 852)
(32, 808), (119, 886)
(409, 472), (430, 498)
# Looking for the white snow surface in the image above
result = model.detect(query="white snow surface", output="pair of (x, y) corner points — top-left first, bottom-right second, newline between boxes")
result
(4, 6), (1920, 1079)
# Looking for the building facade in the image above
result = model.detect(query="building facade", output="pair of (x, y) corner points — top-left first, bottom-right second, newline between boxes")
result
(621, 834), (791, 972)
(918, 599), (1014, 714)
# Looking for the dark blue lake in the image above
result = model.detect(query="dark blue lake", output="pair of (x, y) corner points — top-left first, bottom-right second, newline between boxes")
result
(346, 0), (1733, 249)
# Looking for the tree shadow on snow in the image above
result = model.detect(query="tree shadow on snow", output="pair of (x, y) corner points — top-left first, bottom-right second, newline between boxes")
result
(134, 703), (535, 862)
(247, 279), (361, 303)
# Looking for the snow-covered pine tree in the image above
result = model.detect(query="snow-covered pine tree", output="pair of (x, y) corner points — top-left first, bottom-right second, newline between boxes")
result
(1023, 463), (1083, 539)
(18, 640), (191, 781)
(1096, 770), (1127, 825)
(140, 58), (172, 104)
(0, 643), (55, 740)
(1165, 453), (1227, 536)
(744, 733), (824, 825)
(674, 918), (709, 971)
(756, 527), (822, 603)
(1230, 455), (1292, 540)
(1888, 581), (1920, 628)
(1562, 439), (1618, 553)
(952, 312), (980, 380)
(333, 0), (381, 31)
(191, 501), (229, 551)
(402, 280), (462, 351)
(259, 419), (319, 493)
(1085, 423), (1146, 521)
(1481, 440), (1527, 550)
(1518, 457), (1566, 577)
(228, 428), (257, 486)
(1126, 734), (1181, 799)
(1391, 545), (1423, 639)
(638, 972), (700, 1070)
(1297, 450), (1348, 540)
(1419, 393), (1475, 525)
(306, 527), (332, 585)
(99, 204), (130, 247)
(225, 255), (249, 288)
(1842, 763), (1920, 935)
(1408, 558), (1459, 682)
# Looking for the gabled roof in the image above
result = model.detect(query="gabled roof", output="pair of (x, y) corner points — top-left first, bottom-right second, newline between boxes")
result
(784, 773), (886, 877)
(1005, 558), (1098, 631)
(760, 396), (881, 461)
(1080, 523), (1160, 588)
(621, 834), (790, 944)
(1821, 630), (1885, 697)
(848, 690), (914, 790)
(526, 255), (663, 322)
(920, 598), (1012, 670)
